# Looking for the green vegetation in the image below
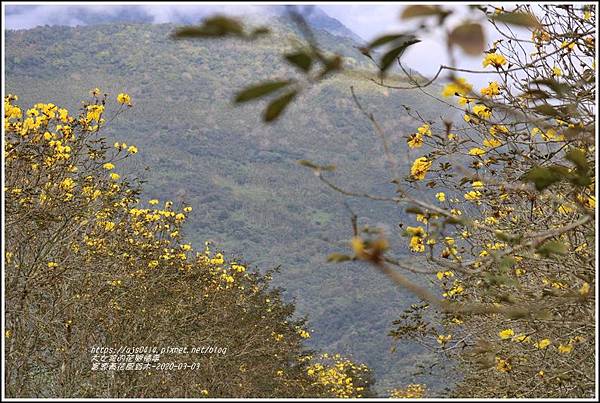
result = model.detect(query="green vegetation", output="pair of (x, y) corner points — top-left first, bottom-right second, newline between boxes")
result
(5, 20), (452, 393)
(4, 93), (377, 398)
(194, 4), (596, 398)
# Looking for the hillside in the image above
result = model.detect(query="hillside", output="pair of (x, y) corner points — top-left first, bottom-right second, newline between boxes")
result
(5, 19), (456, 393)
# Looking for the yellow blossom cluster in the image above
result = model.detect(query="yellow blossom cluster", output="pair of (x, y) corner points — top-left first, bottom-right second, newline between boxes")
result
(389, 384), (426, 398)
(410, 157), (432, 181)
(407, 123), (432, 148)
(305, 353), (370, 398)
(482, 52), (507, 68)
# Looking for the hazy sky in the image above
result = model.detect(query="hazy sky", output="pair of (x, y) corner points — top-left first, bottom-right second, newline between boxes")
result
(3, 3), (509, 86)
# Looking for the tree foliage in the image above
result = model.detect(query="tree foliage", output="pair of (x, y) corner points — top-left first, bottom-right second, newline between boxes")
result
(4, 92), (373, 398)
(189, 4), (596, 398)
(5, 20), (447, 394)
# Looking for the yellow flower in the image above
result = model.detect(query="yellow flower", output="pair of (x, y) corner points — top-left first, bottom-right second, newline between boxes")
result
(468, 147), (486, 156)
(417, 123), (432, 136)
(579, 282), (590, 295)
(558, 343), (573, 354)
(86, 104), (104, 121)
(541, 128), (564, 141)
(437, 334), (452, 345)
(457, 96), (470, 105)
(109, 172), (120, 181)
(495, 357), (511, 372)
(534, 339), (551, 349)
(149, 199), (159, 205)
(410, 157), (432, 180)
(351, 236), (365, 257)
(416, 213), (428, 223)
(552, 66), (562, 76)
(512, 333), (531, 343)
(483, 53), (507, 68)
(441, 77), (472, 97)
(472, 104), (492, 119)
(435, 192), (446, 202)
(183, 206), (192, 213)
(102, 162), (115, 170)
(498, 329), (515, 340)
(90, 87), (101, 96)
(407, 132), (423, 148)
(406, 226), (425, 237)
(127, 145), (138, 154)
(298, 329), (311, 339)
(117, 93), (132, 105)
(232, 264), (246, 273)
(484, 216), (498, 225)
(464, 191), (481, 201)
(409, 236), (425, 253)
(489, 125), (509, 136)
(483, 137), (502, 148)
(47, 261), (59, 268)
(561, 40), (575, 50)
(480, 81), (500, 97)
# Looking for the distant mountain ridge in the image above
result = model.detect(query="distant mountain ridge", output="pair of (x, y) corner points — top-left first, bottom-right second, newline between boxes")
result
(6, 4), (364, 43)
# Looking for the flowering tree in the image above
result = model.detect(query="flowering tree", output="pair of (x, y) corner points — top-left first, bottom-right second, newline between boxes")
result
(180, 3), (596, 398)
(4, 92), (373, 398)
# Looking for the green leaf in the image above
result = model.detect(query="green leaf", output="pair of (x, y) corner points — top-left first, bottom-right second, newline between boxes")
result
(498, 256), (517, 271)
(521, 89), (550, 100)
(491, 11), (541, 28)
(327, 253), (352, 263)
(368, 34), (412, 49)
(379, 38), (421, 74)
(263, 90), (298, 122)
(495, 231), (523, 244)
(318, 55), (343, 79)
(172, 16), (245, 38)
(530, 79), (571, 96)
(565, 148), (588, 172)
(234, 81), (291, 103)
(533, 104), (560, 117)
(536, 240), (568, 257)
(522, 165), (569, 191)
(284, 51), (313, 72)
(449, 22), (485, 56)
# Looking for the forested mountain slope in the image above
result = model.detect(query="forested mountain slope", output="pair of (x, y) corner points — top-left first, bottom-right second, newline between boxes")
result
(5, 19), (455, 392)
